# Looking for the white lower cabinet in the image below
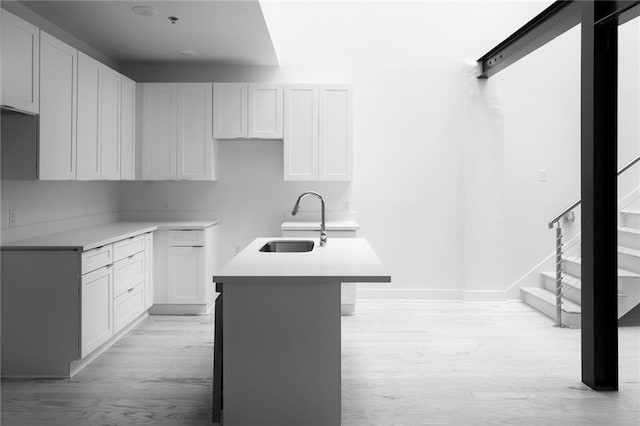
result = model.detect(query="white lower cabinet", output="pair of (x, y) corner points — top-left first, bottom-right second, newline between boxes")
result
(81, 231), (150, 352)
(151, 225), (217, 315)
(81, 265), (113, 358)
(168, 246), (204, 304)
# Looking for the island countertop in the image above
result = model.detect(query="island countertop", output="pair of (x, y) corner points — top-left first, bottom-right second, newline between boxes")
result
(214, 237), (390, 283)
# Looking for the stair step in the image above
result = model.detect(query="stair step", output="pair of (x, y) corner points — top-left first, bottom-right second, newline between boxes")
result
(541, 271), (581, 305)
(562, 255), (639, 279)
(619, 246), (640, 274)
(621, 210), (640, 229)
(521, 287), (581, 328)
(619, 227), (640, 251)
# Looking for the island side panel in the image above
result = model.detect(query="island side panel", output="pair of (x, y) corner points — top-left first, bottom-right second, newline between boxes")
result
(223, 279), (341, 426)
(1, 250), (80, 377)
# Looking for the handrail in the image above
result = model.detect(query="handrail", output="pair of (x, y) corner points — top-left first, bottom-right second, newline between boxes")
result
(547, 154), (640, 228)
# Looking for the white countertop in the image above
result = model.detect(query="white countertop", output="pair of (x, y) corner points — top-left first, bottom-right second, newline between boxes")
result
(214, 237), (390, 284)
(1, 220), (218, 251)
(280, 220), (360, 231)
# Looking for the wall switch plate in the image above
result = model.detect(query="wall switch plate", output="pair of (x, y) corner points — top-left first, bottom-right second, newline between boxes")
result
(538, 169), (548, 182)
(9, 210), (16, 227)
(162, 199), (170, 210)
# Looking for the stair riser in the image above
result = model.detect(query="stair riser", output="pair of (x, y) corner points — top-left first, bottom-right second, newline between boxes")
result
(619, 229), (640, 251)
(563, 259), (581, 278)
(622, 212), (640, 229)
(522, 292), (581, 328)
(619, 251), (640, 274)
(542, 274), (581, 305)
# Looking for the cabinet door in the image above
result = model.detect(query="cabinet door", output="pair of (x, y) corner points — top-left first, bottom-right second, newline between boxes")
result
(213, 83), (247, 139)
(177, 84), (214, 180)
(39, 32), (77, 180)
(81, 265), (113, 358)
(168, 246), (204, 304)
(120, 76), (136, 180)
(100, 66), (121, 180)
(284, 85), (318, 181)
(144, 232), (154, 310)
(1, 10), (39, 113)
(76, 52), (101, 180)
(248, 83), (283, 139)
(319, 85), (353, 181)
(142, 84), (177, 179)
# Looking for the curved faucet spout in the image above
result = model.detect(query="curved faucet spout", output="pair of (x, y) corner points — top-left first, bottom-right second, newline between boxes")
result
(291, 191), (327, 246)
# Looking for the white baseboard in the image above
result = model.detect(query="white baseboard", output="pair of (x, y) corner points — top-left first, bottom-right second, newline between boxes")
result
(463, 290), (507, 302)
(149, 303), (213, 315)
(357, 287), (464, 301)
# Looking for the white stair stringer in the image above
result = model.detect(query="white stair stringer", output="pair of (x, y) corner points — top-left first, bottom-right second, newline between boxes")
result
(522, 208), (640, 325)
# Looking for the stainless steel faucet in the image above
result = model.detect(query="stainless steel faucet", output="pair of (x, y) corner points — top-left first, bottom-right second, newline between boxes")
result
(291, 191), (327, 246)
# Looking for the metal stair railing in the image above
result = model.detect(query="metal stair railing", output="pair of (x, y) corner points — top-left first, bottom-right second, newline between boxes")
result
(547, 154), (640, 327)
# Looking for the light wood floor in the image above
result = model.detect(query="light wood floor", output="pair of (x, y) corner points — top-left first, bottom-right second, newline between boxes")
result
(2, 301), (639, 425)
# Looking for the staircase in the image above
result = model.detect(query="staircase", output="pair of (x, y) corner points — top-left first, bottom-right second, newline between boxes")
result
(522, 210), (640, 328)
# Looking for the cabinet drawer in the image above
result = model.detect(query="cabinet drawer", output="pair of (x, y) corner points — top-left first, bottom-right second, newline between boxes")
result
(114, 252), (145, 297)
(81, 244), (114, 274)
(168, 230), (204, 247)
(113, 235), (145, 261)
(113, 282), (145, 334)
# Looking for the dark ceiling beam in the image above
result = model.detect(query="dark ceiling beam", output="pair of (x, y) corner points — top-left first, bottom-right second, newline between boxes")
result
(476, 1), (581, 79)
(594, 1), (640, 25)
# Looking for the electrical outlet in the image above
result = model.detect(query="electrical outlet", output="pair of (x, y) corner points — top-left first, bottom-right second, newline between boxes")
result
(162, 199), (170, 210)
(9, 210), (16, 227)
(343, 199), (351, 211)
(234, 245), (242, 255)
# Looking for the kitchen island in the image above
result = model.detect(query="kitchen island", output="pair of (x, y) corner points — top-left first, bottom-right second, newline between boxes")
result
(213, 237), (390, 426)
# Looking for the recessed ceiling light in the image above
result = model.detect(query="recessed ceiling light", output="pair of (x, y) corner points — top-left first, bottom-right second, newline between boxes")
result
(131, 5), (158, 16)
(176, 49), (196, 57)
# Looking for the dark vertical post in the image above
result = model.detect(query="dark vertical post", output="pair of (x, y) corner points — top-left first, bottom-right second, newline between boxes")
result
(580, 1), (618, 391)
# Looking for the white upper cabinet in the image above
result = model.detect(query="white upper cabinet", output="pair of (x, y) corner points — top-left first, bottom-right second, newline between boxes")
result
(177, 84), (215, 180)
(76, 52), (101, 180)
(213, 82), (283, 139)
(99, 66), (121, 180)
(213, 83), (247, 139)
(284, 85), (319, 181)
(120, 76), (136, 180)
(319, 85), (353, 181)
(39, 31), (77, 180)
(142, 83), (215, 181)
(142, 84), (177, 180)
(1, 10), (39, 114)
(248, 83), (283, 139)
(284, 84), (353, 181)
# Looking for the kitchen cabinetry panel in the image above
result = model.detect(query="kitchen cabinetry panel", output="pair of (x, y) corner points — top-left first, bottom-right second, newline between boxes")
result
(1, 10), (39, 113)
(113, 252), (145, 297)
(120, 76), (136, 180)
(39, 31), (77, 180)
(142, 84), (177, 180)
(284, 85), (318, 180)
(319, 85), (353, 181)
(81, 244), (114, 274)
(213, 83), (247, 139)
(76, 53), (101, 180)
(99, 66), (121, 180)
(168, 246), (204, 304)
(144, 233), (154, 310)
(248, 83), (283, 139)
(177, 84), (214, 180)
(81, 266), (113, 358)
(114, 283), (145, 333)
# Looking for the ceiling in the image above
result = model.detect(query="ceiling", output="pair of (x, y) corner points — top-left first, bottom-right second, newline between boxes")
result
(19, 0), (279, 66)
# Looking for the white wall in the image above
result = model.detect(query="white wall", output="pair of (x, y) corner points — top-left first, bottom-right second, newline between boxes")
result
(120, 1), (551, 299)
(1, 181), (120, 241)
